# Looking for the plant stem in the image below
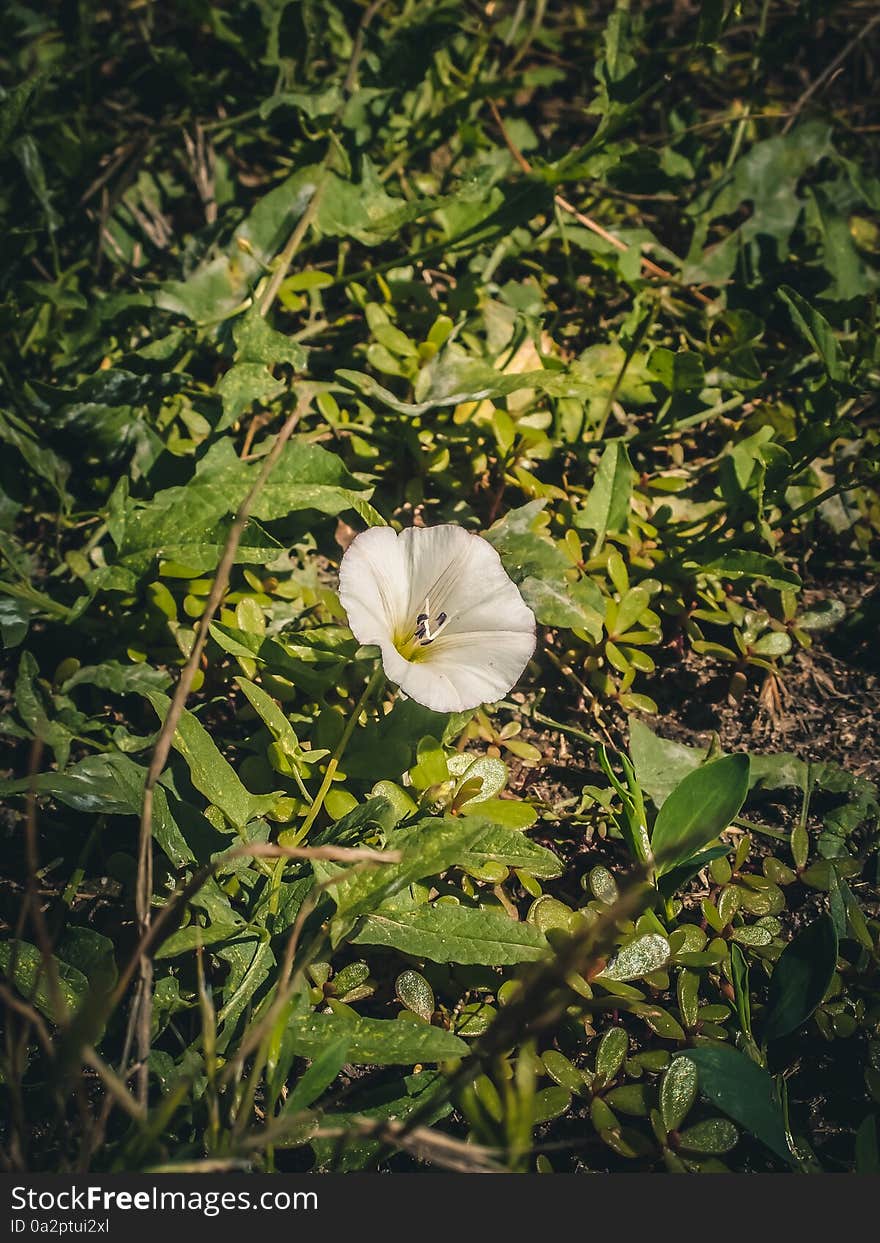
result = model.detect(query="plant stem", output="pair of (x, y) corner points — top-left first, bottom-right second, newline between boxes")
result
(289, 663), (385, 845)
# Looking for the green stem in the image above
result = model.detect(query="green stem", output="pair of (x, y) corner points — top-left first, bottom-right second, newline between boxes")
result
(289, 663), (385, 846)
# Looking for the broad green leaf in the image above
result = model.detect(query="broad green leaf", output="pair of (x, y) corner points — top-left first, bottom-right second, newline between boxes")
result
(154, 921), (249, 960)
(217, 362), (284, 428)
(461, 821), (563, 879)
(0, 752), (193, 867)
(682, 1046), (790, 1162)
(146, 691), (279, 830)
(115, 438), (374, 575)
(699, 551), (802, 592)
(215, 939), (275, 1047)
(629, 717), (707, 807)
(518, 575), (604, 638)
(351, 902), (549, 964)
(318, 815), (489, 934)
(338, 350), (593, 418)
(157, 167), (321, 321)
(762, 914), (838, 1043)
(0, 940), (88, 1023)
(484, 500), (570, 582)
(233, 307), (308, 368)
(317, 161), (443, 247)
(15, 651), (73, 768)
(779, 285), (846, 382)
(59, 927), (118, 995)
(0, 408), (70, 502)
(61, 660), (172, 696)
(651, 754), (750, 875)
(309, 1072), (449, 1171)
(648, 348), (706, 393)
(656, 845), (730, 900)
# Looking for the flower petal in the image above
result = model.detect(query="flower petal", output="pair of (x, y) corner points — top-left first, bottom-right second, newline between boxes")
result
(413, 628), (536, 711)
(434, 538), (535, 638)
(400, 525), (534, 639)
(338, 526), (409, 645)
(399, 524), (478, 620)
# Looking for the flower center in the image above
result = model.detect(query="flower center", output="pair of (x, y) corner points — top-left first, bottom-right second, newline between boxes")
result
(395, 598), (451, 661)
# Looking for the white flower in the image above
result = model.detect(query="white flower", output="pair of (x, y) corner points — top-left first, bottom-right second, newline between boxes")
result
(338, 524), (536, 713)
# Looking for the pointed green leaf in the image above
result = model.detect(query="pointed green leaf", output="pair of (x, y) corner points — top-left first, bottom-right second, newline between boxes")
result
(652, 754), (750, 875)
(762, 913), (838, 1043)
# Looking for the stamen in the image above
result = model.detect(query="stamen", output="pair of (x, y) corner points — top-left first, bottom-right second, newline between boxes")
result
(414, 603), (451, 648)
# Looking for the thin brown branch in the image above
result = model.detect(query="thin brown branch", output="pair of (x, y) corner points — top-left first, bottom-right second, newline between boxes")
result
(0, 982), (54, 1059)
(81, 1046), (146, 1123)
(133, 384), (317, 1105)
(488, 99), (713, 306)
(782, 11), (880, 135)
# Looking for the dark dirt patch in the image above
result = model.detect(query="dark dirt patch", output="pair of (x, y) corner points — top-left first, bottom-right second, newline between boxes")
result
(642, 638), (880, 783)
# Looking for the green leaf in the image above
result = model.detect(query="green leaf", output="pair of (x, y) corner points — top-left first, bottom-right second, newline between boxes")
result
(351, 902), (549, 965)
(629, 718), (707, 807)
(698, 551), (802, 592)
(233, 307), (308, 368)
(309, 1072), (449, 1171)
(0, 940), (88, 1023)
(283, 1036), (349, 1116)
(599, 933), (670, 981)
(217, 363), (284, 428)
(59, 927), (118, 995)
(484, 500), (570, 582)
(146, 691), (279, 830)
(115, 438), (374, 576)
(286, 1008), (467, 1065)
(338, 348), (589, 418)
(15, 651), (73, 768)
(855, 1115), (880, 1174)
(0, 408), (70, 503)
(677, 1117), (738, 1154)
(0, 752), (193, 868)
(61, 660), (172, 696)
(648, 348), (706, 393)
(235, 676), (319, 791)
(576, 441), (633, 542)
(682, 1046), (790, 1162)
(779, 285), (846, 383)
(660, 1056), (698, 1132)
(651, 754), (750, 876)
(395, 969), (435, 1021)
(595, 1027), (628, 1081)
(657, 845), (730, 901)
(317, 161), (443, 247)
(154, 921), (248, 960)
(319, 816), (489, 934)
(517, 576), (602, 637)
(461, 820), (563, 880)
(157, 167), (321, 321)
(762, 913), (838, 1043)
